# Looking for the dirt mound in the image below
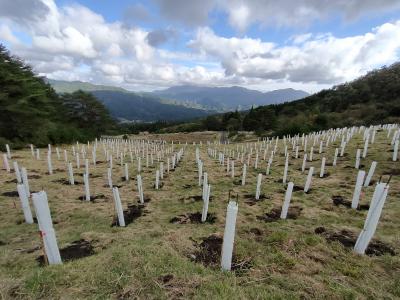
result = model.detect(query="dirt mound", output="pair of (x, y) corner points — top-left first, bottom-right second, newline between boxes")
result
(190, 234), (252, 275)
(383, 169), (400, 175)
(170, 212), (216, 224)
(332, 195), (369, 210)
(315, 227), (395, 256)
(52, 179), (82, 185)
(36, 239), (95, 266)
(292, 185), (304, 192)
(244, 193), (269, 206)
(78, 194), (108, 202)
(2, 191), (19, 197)
(257, 206), (302, 222)
(180, 195), (214, 203)
(111, 204), (146, 226)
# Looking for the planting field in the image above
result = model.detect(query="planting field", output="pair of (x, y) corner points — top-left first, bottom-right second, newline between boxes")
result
(0, 126), (399, 299)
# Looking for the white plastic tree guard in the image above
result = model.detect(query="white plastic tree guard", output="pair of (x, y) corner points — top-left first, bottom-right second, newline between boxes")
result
(266, 157), (272, 175)
(32, 191), (62, 265)
(255, 173), (262, 200)
(202, 172), (208, 201)
(364, 161), (377, 187)
(76, 153), (80, 169)
(83, 173), (90, 201)
(36, 149), (40, 160)
(107, 167), (113, 188)
(64, 150), (68, 162)
(56, 147), (60, 160)
(5, 144), (11, 159)
(3, 153), (10, 172)
(362, 136), (369, 158)
(231, 160), (235, 178)
(393, 140), (399, 161)
(280, 182), (294, 219)
(21, 167), (30, 197)
(47, 152), (53, 175)
(197, 159), (203, 186)
(137, 174), (144, 204)
(13, 161), (22, 183)
(319, 157), (326, 178)
(124, 163), (129, 181)
(355, 149), (361, 169)
(155, 170), (160, 189)
(112, 187), (125, 227)
(85, 159), (89, 176)
(160, 162), (164, 179)
(17, 184), (34, 224)
(354, 183), (389, 255)
(241, 164), (247, 186)
(221, 200), (239, 271)
(304, 167), (314, 193)
(68, 162), (75, 185)
(333, 148), (338, 166)
(201, 184), (211, 223)
(351, 170), (366, 209)
(283, 155), (289, 183)
(301, 154), (307, 173)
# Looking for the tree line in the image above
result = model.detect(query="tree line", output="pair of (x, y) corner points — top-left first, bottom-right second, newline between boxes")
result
(0, 44), (117, 150)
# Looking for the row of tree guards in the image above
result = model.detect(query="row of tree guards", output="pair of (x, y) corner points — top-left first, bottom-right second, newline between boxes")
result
(1, 123), (399, 270)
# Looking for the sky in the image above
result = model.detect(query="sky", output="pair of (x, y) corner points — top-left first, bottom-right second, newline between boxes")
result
(1, 0), (400, 93)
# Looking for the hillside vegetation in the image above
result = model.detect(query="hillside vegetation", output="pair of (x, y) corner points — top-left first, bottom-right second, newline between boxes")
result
(151, 85), (309, 111)
(141, 63), (400, 135)
(91, 90), (211, 122)
(0, 45), (116, 149)
(49, 80), (214, 122)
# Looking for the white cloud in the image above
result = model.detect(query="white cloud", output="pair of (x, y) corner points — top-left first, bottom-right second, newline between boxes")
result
(0, 24), (20, 44)
(0, 0), (399, 94)
(152, 0), (400, 32)
(190, 22), (400, 84)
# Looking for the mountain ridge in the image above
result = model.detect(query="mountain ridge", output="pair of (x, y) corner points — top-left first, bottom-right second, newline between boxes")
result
(151, 84), (309, 111)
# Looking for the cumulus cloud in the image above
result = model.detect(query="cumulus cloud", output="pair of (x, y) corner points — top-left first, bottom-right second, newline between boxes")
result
(146, 28), (178, 47)
(151, 0), (400, 31)
(0, 0), (49, 24)
(123, 3), (152, 24)
(190, 23), (400, 84)
(152, 0), (216, 27)
(0, 0), (400, 93)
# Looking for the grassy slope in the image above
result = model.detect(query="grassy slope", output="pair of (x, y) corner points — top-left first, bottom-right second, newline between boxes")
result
(0, 130), (399, 299)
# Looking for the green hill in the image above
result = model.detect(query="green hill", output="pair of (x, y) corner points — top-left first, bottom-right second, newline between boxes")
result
(144, 63), (400, 135)
(47, 79), (128, 93)
(48, 79), (213, 122)
(0, 45), (116, 149)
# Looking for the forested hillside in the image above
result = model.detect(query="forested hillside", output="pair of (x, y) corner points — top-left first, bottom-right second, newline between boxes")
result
(0, 45), (116, 149)
(151, 85), (309, 111)
(92, 90), (211, 122)
(140, 63), (400, 136)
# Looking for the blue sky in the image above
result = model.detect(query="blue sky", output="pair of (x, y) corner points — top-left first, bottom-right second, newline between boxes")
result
(1, 0), (400, 93)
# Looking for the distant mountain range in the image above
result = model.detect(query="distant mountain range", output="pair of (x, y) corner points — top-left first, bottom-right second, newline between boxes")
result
(151, 85), (309, 111)
(47, 79), (309, 122)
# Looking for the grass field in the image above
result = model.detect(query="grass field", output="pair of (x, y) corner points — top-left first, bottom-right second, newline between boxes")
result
(0, 128), (399, 299)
